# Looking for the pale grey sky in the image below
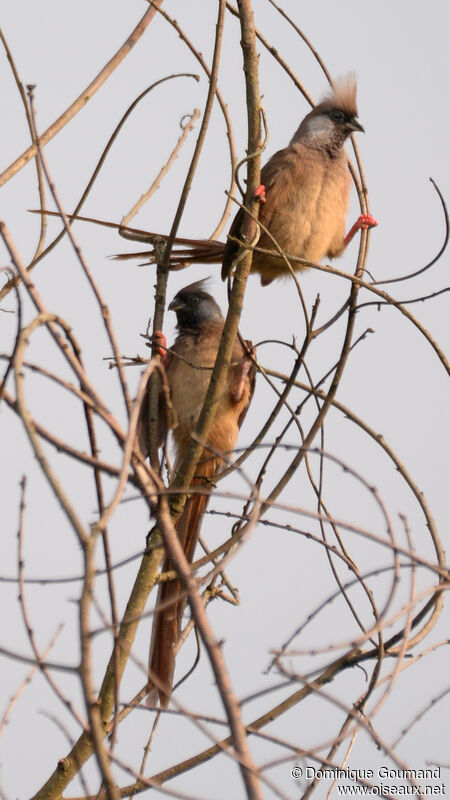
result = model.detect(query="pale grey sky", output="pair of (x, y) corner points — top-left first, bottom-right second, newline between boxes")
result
(1, 2), (449, 798)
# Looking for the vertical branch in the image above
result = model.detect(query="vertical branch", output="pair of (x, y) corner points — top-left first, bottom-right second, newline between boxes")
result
(236, 0), (262, 205)
(79, 540), (120, 800)
(155, 2), (263, 799)
(145, 0), (227, 471)
(167, 0), (263, 517)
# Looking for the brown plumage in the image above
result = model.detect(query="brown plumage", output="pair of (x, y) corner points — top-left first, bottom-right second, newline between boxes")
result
(116, 76), (376, 286)
(139, 280), (255, 707)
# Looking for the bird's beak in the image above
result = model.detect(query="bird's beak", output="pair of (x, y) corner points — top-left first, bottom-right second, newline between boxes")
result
(168, 298), (184, 311)
(348, 117), (365, 133)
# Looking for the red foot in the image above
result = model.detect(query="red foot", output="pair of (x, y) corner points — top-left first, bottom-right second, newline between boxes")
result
(254, 184), (267, 204)
(344, 214), (378, 247)
(153, 330), (167, 365)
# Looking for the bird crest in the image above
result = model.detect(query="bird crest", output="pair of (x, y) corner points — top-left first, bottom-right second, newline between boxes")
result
(319, 74), (358, 117)
(174, 277), (212, 299)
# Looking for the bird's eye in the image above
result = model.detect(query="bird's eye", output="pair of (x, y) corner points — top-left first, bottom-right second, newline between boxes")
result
(191, 295), (199, 304)
(330, 109), (345, 123)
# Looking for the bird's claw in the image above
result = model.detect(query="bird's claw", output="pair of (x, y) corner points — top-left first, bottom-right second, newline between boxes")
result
(153, 330), (167, 364)
(254, 184), (267, 204)
(357, 213), (378, 230)
(344, 214), (378, 246)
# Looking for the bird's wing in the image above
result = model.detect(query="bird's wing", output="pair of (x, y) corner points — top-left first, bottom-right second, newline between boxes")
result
(221, 147), (296, 279)
(137, 350), (177, 458)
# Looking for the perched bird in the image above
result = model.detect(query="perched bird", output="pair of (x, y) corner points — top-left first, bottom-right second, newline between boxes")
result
(139, 280), (255, 707)
(116, 75), (377, 285)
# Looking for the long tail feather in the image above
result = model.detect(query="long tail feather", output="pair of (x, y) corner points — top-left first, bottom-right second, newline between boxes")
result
(29, 210), (226, 265)
(147, 457), (219, 707)
(29, 209), (162, 241)
(114, 240), (225, 268)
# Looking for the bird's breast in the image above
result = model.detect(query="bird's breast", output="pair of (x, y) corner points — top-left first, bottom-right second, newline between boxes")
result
(168, 346), (215, 440)
(258, 149), (351, 267)
(167, 331), (246, 458)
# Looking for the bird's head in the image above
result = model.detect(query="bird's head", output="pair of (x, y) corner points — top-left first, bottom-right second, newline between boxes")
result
(294, 74), (364, 151)
(169, 279), (223, 330)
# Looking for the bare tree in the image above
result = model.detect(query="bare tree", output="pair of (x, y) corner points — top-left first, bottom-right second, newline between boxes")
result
(0, 3), (448, 799)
